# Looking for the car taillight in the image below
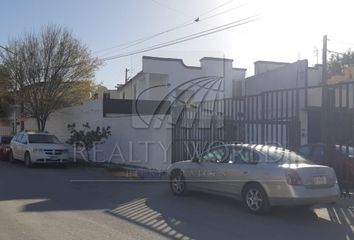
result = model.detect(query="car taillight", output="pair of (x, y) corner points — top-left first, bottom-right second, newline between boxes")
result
(286, 170), (303, 185)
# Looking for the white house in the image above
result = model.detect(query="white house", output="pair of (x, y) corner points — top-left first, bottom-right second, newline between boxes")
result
(22, 55), (247, 170)
(105, 56), (247, 102)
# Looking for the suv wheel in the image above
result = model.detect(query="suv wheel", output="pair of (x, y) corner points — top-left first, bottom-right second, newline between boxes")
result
(9, 151), (14, 163)
(243, 183), (270, 214)
(25, 152), (32, 168)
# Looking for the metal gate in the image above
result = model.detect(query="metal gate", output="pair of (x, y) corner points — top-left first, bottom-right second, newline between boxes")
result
(171, 87), (304, 162)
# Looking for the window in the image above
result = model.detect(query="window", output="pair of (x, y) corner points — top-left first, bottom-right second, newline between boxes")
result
(14, 134), (22, 142)
(28, 134), (60, 144)
(20, 134), (28, 144)
(229, 147), (260, 164)
(259, 147), (312, 164)
(200, 147), (228, 163)
(312, 146), (324, 158)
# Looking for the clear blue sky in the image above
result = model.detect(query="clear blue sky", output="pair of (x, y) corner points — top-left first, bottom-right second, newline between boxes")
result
(1, 0), (354, 89)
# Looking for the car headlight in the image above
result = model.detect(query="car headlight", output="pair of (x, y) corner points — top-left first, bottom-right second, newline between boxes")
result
(33, 148), (44, 153)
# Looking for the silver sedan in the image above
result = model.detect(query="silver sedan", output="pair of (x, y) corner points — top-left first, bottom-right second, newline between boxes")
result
(167, 144), (340, 214)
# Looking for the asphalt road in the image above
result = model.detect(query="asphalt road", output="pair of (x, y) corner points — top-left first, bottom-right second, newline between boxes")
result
(0, 161), (353, 240)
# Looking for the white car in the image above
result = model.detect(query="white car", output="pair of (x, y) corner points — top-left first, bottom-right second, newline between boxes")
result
(9, 131), (69, 167)
(168, 144), (340, 214)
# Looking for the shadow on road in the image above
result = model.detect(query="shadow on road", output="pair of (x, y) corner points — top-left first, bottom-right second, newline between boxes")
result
(0, 161), (353, 240)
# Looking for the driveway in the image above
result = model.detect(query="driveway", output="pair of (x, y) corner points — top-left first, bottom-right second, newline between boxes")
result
(0, 161), (353, 240)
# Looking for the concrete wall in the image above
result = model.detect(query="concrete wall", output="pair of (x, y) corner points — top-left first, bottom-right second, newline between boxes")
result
(23, 100), (172, 170)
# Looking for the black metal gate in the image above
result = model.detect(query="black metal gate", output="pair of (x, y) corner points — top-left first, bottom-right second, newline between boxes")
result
(172, 87), (304, 162)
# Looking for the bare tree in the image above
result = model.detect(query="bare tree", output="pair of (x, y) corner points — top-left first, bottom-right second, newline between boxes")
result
(0, 25), (101, 131)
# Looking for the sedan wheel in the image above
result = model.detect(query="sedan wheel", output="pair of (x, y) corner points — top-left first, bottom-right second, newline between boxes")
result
(170, 170), (187, 196)
(243, 184), (270, 214)
(25, 153), (32, 168)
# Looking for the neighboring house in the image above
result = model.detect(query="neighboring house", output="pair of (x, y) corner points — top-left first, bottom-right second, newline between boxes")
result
(104, 56), (246, 102)
(232, 59), (354, 146)
(234, 60), (322, 97)
(327, 66), (354, 85)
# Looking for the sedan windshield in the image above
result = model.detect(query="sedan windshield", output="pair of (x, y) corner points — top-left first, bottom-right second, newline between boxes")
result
(28, 134), (60, 144)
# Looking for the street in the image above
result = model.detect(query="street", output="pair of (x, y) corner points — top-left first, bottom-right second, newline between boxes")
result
(0, 161), (353, 240)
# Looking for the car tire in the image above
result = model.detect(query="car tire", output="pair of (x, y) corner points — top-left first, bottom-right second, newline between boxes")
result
(25, 152), (32, 168)
(243, 183), (270, 214)
(9, 150), (15, 163)
(170, 170), (188, 196)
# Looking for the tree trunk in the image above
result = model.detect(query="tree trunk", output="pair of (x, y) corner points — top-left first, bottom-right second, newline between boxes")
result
(40, 119), (46, 131)
(36, 118), (47, 132)
(36, 118), (41, 131)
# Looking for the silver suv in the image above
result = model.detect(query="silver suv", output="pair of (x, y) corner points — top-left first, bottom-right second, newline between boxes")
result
(10, 131), (69, 167)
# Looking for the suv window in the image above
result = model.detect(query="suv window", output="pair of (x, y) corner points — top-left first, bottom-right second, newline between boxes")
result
(14, 134), (22, 142)
(28, 134), (60, 144)
(19, 134), (28, 144)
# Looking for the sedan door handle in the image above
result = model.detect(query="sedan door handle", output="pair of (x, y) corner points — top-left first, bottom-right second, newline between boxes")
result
(243, 171), (248, 174)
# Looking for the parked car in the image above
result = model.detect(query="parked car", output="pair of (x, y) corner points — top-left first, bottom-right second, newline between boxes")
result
(0, 135), (13, 160)
(298, 143), (354, 188)
(9, 131), (69, 167)
(168, 144), (340, 214)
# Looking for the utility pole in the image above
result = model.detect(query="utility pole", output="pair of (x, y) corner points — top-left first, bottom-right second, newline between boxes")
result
(125, 68), (130, 83)
(322, 35), (328, 85)
(321, 35), (328, 146)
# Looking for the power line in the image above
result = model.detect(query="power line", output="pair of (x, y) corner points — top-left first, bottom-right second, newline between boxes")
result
(328, 50), (345, 56)
(198, 0), (235, 17)
(96, 21), (195, 56)
(330, 40), (354, 48)
(202, 3), (248, 21)
(101, 15), (260, 61)
(149, 0), (190, 18)
(94, 1), (248, 55)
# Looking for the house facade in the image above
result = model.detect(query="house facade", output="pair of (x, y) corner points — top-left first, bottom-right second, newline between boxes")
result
(21, 55), (247, 170)
(104, 56), (246, 101)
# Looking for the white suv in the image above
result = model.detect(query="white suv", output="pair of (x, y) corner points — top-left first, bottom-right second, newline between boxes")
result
(10, 131), (69, 167)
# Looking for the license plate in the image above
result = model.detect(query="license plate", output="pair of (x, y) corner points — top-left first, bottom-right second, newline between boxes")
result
(50, 156), (58, 160)
(313, 176), (327, 185)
